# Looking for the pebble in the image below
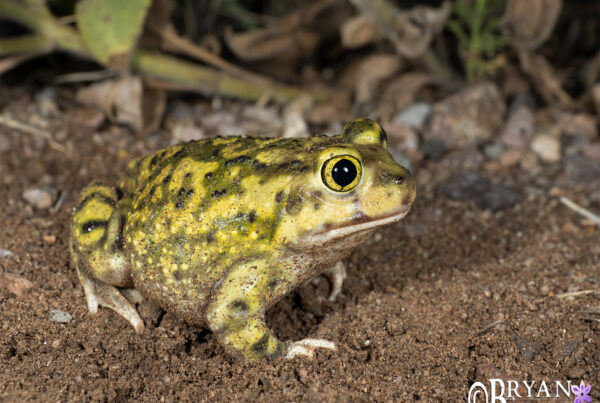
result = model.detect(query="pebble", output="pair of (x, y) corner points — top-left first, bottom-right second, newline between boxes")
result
(0, 133), (11, 152)
(0, 272), (33, 296)
(564, 156), (600, 184)
(22, 187), (56, 209)
(483, 142), (505, 160)
(393, 102), (431, 129)
(512, 334), (541, 362)
(420, 139), (447, 161)
(43, 235), (56, 244)
(558, 112), (597, 139)
(530, 134), (561, 162)
(0, 247), (13, 259)
(438, 172), (521, 212)
(423, 82), (505, 148)
(499, 149), (523, 167)
(171, 122), (205, 143)
(500, 94), (535, 148)
(49, 309), (72, 323)
(582, 143), (600, 163)
(563, 338), (579, 357)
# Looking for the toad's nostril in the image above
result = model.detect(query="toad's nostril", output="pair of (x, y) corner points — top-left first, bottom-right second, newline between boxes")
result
(393, 175), (405, 185)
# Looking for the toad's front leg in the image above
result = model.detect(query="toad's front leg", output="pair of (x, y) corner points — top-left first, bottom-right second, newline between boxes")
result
(205, 259), (337, 360)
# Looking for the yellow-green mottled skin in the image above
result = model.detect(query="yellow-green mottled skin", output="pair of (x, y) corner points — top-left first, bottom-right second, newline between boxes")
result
(70, 118), (416, 360)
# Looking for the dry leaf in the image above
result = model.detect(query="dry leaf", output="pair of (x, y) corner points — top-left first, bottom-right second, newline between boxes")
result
(517, 49), (574, 107)
(350, 0), (450, 58)
(502, 0), (562, 50)
(340, 14), (380, 49)
(77, 76), (143, 131)
(0, 272), (34, 297)
(393, 1), (450, 58)
(224, 1), (337, 63)
(339, 54), (402, 104)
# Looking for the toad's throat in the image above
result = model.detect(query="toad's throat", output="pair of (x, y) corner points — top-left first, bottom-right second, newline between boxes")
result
(298, 205), (412, 245)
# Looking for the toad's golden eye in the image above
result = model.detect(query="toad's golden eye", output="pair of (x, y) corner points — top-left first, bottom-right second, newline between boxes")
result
(321, 155), (362, 192)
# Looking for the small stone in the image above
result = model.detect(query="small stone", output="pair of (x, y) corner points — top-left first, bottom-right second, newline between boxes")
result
(563, 338), (579, 357)
(0, 133), (11, 152)
(582, 143), (600, 163)
(558, 112), (597, 139)
(483, 142), (505, 160)
(474, 184), (521, 212)
(393, 102), (431, 129)
(567, 367), (585, 379)
(512, 334), (541, 362)
(564, 156), (600, 184)
(171, 122), (205, 142)
(420, 139), (447, 161)
(49, 309), (72, 323)
(0, 272), (33, 296)
(531, 134), (561, 162)
(499, 149), (523, 167)
(69, 107), (106, 131)
(423, 82), (505, 148)
(0, 247), (13, 259)
(43, 235), (56, 244)
(22, 187), (55, 209)
(439, 172), (521, 212)
(439, 172), (490, 202)
(500, 93), (535, 148)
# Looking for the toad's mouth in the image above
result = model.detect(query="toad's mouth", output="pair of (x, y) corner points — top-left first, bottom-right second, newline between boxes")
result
(298, 205), (412, 245)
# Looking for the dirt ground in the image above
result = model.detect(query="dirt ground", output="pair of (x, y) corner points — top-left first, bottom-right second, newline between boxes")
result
(0, 85), (598, 402)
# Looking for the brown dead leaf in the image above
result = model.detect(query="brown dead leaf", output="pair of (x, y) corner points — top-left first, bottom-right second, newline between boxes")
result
(225, 25), (318, 62)
(224, 1), (337, 63)
(340, 14), (380, 49)
(393, 1), (450, 58)
(502, 0), (562, 50)
(350, 0), (450, 58)
(339, 54), (402, 104)
(76, 76), (164, 133)
(0, 272), (34, 297)
(77, 76), (143, 131)
(517, 50), (574, 107)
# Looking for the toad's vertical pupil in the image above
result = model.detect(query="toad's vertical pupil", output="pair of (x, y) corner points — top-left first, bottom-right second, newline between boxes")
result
(332, 159), (357, 187)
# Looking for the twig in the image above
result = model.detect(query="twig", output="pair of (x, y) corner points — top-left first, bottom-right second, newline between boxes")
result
(149, 23), (271, 85)
(54, 69), (120, 84)
(131, 50), (340, 104)
(0, 0), (340, 104)
(555, 289), (599, 299)
(559, 196), (600, 227)
(477, 319), (504, 335)
(0, 114), (53, 141)
(0, 114), (74, 158)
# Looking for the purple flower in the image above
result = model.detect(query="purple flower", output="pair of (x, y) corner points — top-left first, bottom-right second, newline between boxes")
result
(572, 380), (592, 403)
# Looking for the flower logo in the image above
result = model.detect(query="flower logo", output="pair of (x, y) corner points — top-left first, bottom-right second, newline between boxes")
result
(572, 380), (592, 403)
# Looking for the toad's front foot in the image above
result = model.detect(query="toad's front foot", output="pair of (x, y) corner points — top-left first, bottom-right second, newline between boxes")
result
(285, 338), (337, 359)
(78, 266), (145, 332)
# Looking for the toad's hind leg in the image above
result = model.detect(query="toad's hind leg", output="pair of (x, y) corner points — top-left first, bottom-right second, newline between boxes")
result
(206, 259), (337, 360)
(70, 181), (144, 332)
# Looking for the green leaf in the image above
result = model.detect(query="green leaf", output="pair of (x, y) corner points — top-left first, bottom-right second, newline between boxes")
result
(75, 0), (151, 65)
